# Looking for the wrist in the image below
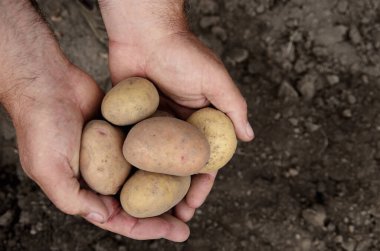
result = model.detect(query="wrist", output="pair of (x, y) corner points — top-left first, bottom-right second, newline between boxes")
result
(0, 0), (79, 122)
(99, 0), (188, 46)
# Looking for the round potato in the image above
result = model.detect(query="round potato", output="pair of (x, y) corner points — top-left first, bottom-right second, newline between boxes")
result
(80, 120), (132, 195)
(123, 117), (210, 176)
(187, 107), (237, 173)
(120, 170), (191, 218)
(101, 77), (159, 126)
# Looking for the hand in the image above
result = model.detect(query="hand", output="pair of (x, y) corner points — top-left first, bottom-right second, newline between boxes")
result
(99, 0), (254, 223)
(0, 0), (189, 242)
(12, 66), (189, 241)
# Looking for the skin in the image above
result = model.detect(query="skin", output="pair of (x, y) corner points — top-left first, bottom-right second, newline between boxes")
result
(0, 0), (254, 243)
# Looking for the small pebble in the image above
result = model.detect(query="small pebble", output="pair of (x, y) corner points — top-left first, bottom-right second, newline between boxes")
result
(349, 26), (362, 45)
(289, 118), (299, 126)
(51, 14), (63, 22)
(347, 94), (356, 104)
(35, 222), (43, 232)
(288, 168), (299, 177)
(256, 4), (265, 14)
(297, 75), (316, 100)
(334, 235), (343, 243)
(305, 122), (320, 132)
(0, 210), (14, 227)
(30, 227), (37, 235)
(278, 81), (299, 102)
(342, 109), (352, 118)
(327, 75), (340, 85)
(302, 205), (326, 227)
(226, 48), (249, 64)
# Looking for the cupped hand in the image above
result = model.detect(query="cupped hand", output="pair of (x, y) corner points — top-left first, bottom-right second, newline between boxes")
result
(108, 32), (254, 141)
(9, 65), (190, 242)
(107, 31), (253, 223)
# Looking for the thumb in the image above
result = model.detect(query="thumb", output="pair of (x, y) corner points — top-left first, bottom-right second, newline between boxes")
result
(203, 69), (254, 142)
(28, 159), (113, 223)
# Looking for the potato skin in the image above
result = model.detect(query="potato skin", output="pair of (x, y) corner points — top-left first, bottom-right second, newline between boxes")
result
(187, 108), (237, 173)
(80, 120), (132, 195)
(123, 117), (210, 176)
(101, 77), (159, 126)
(120, 170), (191, 218)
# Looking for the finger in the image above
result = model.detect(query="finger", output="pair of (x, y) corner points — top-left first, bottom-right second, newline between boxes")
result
(29, 159), (112, 224)
(203, 70), (254, 142)
(88, 210), (190, 242)
(174, 200), (196, 222)
(186, 172), (217, 209)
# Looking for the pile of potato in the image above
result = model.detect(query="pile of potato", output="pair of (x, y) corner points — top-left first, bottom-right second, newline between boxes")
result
(79, 77), (237, 218)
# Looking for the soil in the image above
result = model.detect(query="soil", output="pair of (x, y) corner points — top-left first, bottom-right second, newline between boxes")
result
(1, 0), (380, 250)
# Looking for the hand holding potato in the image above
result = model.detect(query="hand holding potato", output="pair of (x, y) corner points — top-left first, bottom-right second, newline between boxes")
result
(99, 0), (254, 224)
(0, 0), (191, 242)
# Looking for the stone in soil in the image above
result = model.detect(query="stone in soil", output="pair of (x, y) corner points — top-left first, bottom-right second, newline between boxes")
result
(0, 210), (14, 227)
(297, 74), (317, 100)
(226, 48), (249, 64)
(302, 205), (326, 227)
(326, 75), (340, 85)
(278, 81), (299, 102)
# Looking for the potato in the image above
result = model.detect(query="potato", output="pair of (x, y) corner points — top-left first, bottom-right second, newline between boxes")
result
(80, 120), (132, 195)
(120, 170), (191, 218)
(123, 117), (210, 176)
(101, 77), (159, 126)
(187, 107), (237, 173)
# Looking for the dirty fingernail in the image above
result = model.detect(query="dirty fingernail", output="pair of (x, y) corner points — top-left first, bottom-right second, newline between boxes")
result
(246, 122), (254, 139)
(85, 212), (105, 223)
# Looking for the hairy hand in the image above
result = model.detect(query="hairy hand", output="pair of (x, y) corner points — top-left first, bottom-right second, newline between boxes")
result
(0, 0), (190, 242)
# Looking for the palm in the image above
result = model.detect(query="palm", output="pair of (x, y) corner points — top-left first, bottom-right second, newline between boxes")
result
(15, 72), (101, 212)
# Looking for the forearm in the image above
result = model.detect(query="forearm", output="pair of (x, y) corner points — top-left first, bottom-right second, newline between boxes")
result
(0, 0), (71, 119)
(98, 0), (188, 45)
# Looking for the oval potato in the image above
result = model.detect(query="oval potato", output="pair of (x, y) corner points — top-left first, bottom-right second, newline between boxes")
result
(101, 77), (159, 126)
(120, 170), (191, 218)
(187, 107), (237, 173)
(80, 120), (132, 195)
(123, 117), (210, 176)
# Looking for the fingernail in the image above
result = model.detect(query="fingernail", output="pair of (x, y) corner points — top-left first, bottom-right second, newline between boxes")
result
(246, 122), (254, 139)
(85, 212), (105, 223)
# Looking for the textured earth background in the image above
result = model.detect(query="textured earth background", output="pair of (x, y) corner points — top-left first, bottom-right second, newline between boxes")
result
(1, 0), (380, 250)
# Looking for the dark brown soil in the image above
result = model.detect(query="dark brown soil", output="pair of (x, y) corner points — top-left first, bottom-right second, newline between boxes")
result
(1, 0), (380, 250)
